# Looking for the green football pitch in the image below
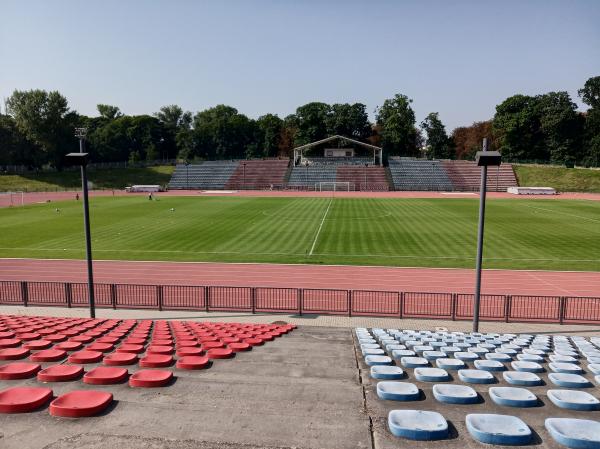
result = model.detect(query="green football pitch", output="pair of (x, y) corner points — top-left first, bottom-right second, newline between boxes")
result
(1, 195), (599, 271)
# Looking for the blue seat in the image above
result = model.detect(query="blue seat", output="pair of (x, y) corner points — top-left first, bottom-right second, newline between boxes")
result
(377, 381), (420, 401)
(422, 350), (446, 361)
(486, 353), (512, 362)
(511, 361), (544, 373)
(365, 355), (392, 366)
(545, 418), (600, 449)
(503, 371), (543, 386)
(362, 348), (385, 356)
(433, 384), (478, 404)
(517, 353), (544, 362)
(391, 349), (415, 359)
(370, 365), (404, 380)
(587, 364), (600, 375)
(400, 357), (429, 368)
(489, 387), (538, 407)
(414, 367), (450, 382)
(455, 352), (479, 362)
(458, 369), (496, 384)
(547, 390), (600, 411)
(435, 358), (465, 370)
(549, 362), (583, 374)
(388, 410), (448, 440)
(549, 373), (593, 388)
(550, 354), (579, 364)
(474, 360), (506, 372)
(466, 413), (531, 445)
(360, 343), (380, 350)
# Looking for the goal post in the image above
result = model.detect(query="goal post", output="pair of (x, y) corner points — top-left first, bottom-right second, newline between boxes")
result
(316, 182), (351, 192)
(0, 191), (25, 208)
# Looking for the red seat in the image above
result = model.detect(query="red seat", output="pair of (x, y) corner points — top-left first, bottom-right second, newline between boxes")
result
(0, 331), (15, 338)
(176, 340), (198, 347)
(0, 387), (53, 413)
(176, 356), (210, 370)
(147, 345), (174, 354)
(243, 338), (264, 346)
(0, 362), (41, 380)
(129, 370), (173, 387)
(23, 339), (52, 350)
(116, 344), (145, 354)
(70, 335), (93, 343)
(17, 332), (40, 341)
(0, 347), (30, 360)
(228, 342), (251, 352)
(96, 336), (119, 344)
(0, 338), (21, 348)
(30, 349), (67, 362)
(103, 352), (138, 366)
(124, 337), (146, 345)
(139, 354), (173, 368)
(37, 365), (84, 382)
(207, 348), (234, 359)
(56, 341), (83, 351)
(67, 350), (103, 364)
(49, 390), (113, 417)
(45, 334), (67, 342)
(151, 339), (173, 346)
(202, 341), (225, 349)
(176, 347), (204, 357)
(86, 343), (114, 353)
(83, 367), (128, 385)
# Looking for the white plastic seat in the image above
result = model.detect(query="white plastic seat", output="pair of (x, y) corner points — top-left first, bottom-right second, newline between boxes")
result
(547, 390), (600, 411)
(489, 387), (538, 407)
(545, 418), (600, 449)
(387, 410), (449, 440)
(466, 414), (531, 445)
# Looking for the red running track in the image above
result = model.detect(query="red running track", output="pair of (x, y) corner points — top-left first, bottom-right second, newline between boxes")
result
(1, 258), (599, 297)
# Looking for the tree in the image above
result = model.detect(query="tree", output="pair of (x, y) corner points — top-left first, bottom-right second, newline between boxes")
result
(375, 94), (419, 156)
(420, 112), (452, 159)
(155, 105), (192, 159)
(451, 121), (496, 160)
(97, 104), (122, 120)
(579, 76), (600, 166)
(292, 102), (331, 146)
(326, 103), (371, 140)
(256, 114), (283, 157)
(5, 89), (78, 168)
(0, 114), (41, 167)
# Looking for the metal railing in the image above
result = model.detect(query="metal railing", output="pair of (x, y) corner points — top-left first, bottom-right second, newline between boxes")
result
(1, 280), (599, 324)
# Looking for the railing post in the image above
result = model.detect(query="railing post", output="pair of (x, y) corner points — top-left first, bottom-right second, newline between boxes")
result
(251, 287), (256, 314)
(298, 288), (303, 316)
(65, 283), (72, 308)
(559, 296), (566, 325)
(451, 293), (457, 321)
(157, 285), (163, 311)
(348, 290), (352, 317)
(110, 284), (117, 310)
(399, 292), (404, 319)
(20, 281), (28, 307)
(205, 286), (210, 313)
(504, 295), (512, 323)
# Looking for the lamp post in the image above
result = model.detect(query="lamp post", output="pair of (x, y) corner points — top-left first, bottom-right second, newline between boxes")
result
(184, 161), (190, 189)
(364, 163), (368, 191)
(472, 139), (502, 332)
(242, 162), (247, 189)
(67, 128), (96, 318)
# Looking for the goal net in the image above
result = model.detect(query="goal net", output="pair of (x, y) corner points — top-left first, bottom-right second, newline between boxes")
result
(316, 182), (352, 192)
(0, 191), (25, 208)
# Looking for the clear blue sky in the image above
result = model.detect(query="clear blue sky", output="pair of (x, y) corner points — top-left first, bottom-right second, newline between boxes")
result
(1, 0), (599, 130)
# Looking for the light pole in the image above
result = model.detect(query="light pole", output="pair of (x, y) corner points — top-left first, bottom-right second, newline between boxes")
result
(242, 162), (247, 189)
(364, 163), (368, 191)
(67, 127), (96, 318)
(184, 161), (190, 189)
(472, 138), (502, 332)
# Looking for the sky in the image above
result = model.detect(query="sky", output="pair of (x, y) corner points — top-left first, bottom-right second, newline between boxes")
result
(1, 0), (599, 131)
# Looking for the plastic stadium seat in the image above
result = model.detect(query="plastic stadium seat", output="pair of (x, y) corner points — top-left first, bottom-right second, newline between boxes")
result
(37, 365), (84, 382)
(129, 369), (173, 387)
(17, 332), (40, 341)
(370, 366), (404, 380)
(486, 353), (512, 363)
(176, 356), (210, 370)
(388, 410), (449, 440)
(83, 367), (128, 385)
(466, 414), (532, 445)
(56, 341), (83, 351)
(228, 342), (251, 352)
(414, 368), (450, 382)
(0, 347), (30, 360)
(545, 418), (600, 449)
(243, 338), (264, 346)
(489, 387), (538, 407)
(517, 353), (544, 362)
(68, 350), (103, 364)
(589, 364), (600, 375)
(0, 387), (53, 413)
(435, 358), (465, 370)
(432, 383), (477, 404)
(23, 340), (52, 350)
(377, 382), (420, 401)
(29, 349), (67, 362)
(550, 355), (578, 364)
(502, 371), (543, 386)
(147, 345), (174, 354)
(547, 390), (600, 411)
(455, 352), (479, 362)
(139, 354), (174, 368)
(103, 352), (138, 366)
(363, 348), (385, 356)
(400, 357), (429, 368)
(474, 360), (506, 372)
(458, 369), (496, 384)
(0, 362), (41, 380)
(392, 349), (416, 359)
(49, 390), (113, 417)
(365, 355), (392, 366)
(116, 344), (145, 354)
(176, 347), (204, 357)
(549, 373), (593, 388)
(207, 348), (234, 359)
(511, 361), (544, 373)
(0, 338), (22, 348)
(549, 362), (583, 374)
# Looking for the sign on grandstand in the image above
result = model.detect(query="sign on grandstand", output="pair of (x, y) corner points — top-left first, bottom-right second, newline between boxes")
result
(0, 191), (24, 207)
(317, 182), (352, 192)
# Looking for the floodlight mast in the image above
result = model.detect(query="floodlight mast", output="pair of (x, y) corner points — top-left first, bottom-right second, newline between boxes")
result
(73, 127), (96, 319)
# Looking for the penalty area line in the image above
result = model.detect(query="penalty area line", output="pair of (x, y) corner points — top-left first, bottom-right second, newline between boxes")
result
(309, 198), (333, 256)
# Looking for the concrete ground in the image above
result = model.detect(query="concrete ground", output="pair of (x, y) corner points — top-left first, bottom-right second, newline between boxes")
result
(1, 306), (599, 448)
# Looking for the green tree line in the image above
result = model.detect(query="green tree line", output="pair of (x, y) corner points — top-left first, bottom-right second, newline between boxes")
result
(1, 76), (598, 169)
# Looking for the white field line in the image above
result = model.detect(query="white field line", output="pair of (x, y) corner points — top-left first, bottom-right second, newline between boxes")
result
(522, 204), (600, 224)
(309, 198), (333, 256)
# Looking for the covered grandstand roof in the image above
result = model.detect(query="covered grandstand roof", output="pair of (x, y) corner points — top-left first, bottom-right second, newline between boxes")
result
(292, 135), (381, 152)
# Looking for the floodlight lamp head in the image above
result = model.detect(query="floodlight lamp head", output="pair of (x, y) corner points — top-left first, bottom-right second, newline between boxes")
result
(475, 151), (502, 167)
(74, 127), (88, 139)
(65, 152), (89, 166)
